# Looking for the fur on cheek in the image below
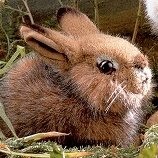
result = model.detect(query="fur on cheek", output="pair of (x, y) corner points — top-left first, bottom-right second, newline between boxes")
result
(68, 63), (146, 113)
(69, 64), (114, 110)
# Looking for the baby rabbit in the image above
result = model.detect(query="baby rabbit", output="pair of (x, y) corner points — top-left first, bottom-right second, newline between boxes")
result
(0, 7), (153, 147)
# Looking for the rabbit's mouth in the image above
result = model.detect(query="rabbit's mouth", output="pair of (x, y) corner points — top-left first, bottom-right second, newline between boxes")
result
(133, 66), (152, 96)
(103, 70), (152, 112)
(103, 82), (144, 113)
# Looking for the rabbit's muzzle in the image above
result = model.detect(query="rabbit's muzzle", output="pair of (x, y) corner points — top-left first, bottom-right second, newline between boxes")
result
(132, 66), (152, 96)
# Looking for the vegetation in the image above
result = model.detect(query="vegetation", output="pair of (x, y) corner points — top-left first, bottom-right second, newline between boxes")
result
(2, 120), (158, 158)
(0, 0), (158, 157)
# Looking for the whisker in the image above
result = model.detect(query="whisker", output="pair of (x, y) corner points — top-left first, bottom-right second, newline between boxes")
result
(105, 84), (127, 113)
(120, 92), (130, 111)
(106, 81), (126, 104)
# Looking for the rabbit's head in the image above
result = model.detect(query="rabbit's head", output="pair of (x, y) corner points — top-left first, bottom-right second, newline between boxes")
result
(20, 7), (152, 112)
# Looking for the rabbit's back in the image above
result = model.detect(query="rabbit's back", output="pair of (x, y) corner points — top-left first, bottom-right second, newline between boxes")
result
(0, 54), (69, 136)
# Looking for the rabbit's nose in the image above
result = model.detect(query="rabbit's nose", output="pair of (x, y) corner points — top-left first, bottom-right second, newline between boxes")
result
(140, 68), (152, 84)
(142, 74), (149, 84)
(134, 64), (152, 85)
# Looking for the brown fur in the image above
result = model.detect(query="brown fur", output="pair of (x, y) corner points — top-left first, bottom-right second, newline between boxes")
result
(57, 7), (99, 37)
(0, 7), (153, 147)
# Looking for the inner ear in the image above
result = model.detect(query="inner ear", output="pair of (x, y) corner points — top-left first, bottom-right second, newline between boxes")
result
(28, 37), (68, 61)
(20, 24), (79, 63)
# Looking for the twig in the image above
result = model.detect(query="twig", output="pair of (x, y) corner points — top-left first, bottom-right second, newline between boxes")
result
(0, 13), (10, 60)
(57, 0), (63, 6)
(22, 0), (34, 24)
(74, 0), (79, 10)
(1, 5), (27, 59)
(4, 5), (28, 15)
(132, 0), (142, 44)
(146, 43), (158, 55)
(94, 0), (99, 27)
(89, 0), (95, 7)
(18, 5), (25, 23)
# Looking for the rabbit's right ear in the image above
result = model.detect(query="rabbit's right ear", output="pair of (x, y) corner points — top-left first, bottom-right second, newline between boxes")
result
(20, 24), (80, 64)
(57, 7), (99, 37)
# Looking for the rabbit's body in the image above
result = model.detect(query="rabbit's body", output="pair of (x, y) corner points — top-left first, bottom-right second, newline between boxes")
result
(0, 7), (152, 147)
(0, 53), (145, 146)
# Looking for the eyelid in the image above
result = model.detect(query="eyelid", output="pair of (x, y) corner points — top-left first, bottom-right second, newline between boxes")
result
(97, 55), (119, 70)
(97, 60), (116, 75)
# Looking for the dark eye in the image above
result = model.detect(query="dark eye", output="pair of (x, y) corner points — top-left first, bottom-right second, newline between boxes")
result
(97, 60), (116, 75)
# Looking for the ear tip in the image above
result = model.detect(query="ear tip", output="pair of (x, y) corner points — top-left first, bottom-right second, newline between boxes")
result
(19, 24), (46, 39)
(57, 7), (78, 22)
(20, 24), (46, 34)
(19, 24), (28, 37)
(29, 24), (46, 34)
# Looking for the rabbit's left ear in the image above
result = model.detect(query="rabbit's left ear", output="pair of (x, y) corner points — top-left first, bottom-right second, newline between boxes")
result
(57, 7), (99, 37)
(20, 24), (80, 64)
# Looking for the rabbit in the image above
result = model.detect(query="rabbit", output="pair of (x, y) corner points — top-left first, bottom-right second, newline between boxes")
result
(144, 0), (158, 33)
(0, 7), (153, 147)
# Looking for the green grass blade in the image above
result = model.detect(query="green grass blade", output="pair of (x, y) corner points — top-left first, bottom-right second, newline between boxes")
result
(0, 148), (50, 158)
(0, 102), (18, 138)
(0, 61), (6, 65)
(16, 132), (69, 142)
(0, 45), (25, 75)
(0, 129), (6, 139)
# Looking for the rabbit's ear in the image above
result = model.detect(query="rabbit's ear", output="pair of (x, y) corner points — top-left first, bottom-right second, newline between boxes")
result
(57, 7), (99, 37)
(20, 24), (79, 64)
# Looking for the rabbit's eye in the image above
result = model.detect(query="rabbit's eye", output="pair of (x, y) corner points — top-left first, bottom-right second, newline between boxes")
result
(97, 60), (116, 75)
